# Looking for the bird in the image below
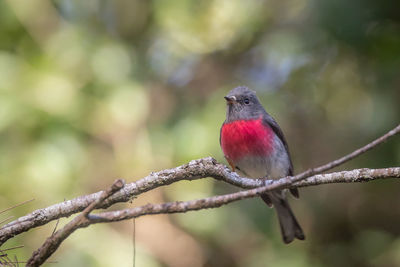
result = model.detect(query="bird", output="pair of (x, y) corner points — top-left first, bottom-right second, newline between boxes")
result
(220, 86), (304, 244)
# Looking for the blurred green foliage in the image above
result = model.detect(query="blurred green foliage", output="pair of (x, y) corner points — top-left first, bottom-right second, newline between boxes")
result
(0, 0), (399, 266)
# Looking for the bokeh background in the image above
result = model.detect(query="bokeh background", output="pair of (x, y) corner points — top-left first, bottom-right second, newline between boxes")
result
(1, 0), (400, 266)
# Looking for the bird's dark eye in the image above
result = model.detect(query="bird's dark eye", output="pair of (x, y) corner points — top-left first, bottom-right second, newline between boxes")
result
(244, 98), (250, 104)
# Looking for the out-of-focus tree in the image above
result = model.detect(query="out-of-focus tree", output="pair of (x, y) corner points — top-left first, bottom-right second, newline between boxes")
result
(0, 0), (399, 266)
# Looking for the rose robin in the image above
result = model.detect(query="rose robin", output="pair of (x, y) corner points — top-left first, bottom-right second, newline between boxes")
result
(220, 86), (304, 244)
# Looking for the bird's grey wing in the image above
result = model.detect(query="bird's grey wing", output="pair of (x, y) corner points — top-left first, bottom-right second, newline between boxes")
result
(262, 113), (299, 198)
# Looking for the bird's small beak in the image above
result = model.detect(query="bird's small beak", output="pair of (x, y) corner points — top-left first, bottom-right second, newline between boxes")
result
(224, 95), (236, 104)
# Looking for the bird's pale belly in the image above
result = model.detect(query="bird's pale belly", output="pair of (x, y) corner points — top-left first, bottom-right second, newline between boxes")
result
(234, 135), (290, 180)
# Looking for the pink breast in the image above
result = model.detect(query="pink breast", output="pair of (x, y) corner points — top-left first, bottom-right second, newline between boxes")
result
(221, 118), (274, 162)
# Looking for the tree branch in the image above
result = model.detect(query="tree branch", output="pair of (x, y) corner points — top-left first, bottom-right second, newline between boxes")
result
(0, 124), (399, 247)
(285, 123), (400, 182)
(26, 179), (125, 267)
(0, 157), (226, 246)
(89, 167), (400, 223)
(27, 167), (400, 266)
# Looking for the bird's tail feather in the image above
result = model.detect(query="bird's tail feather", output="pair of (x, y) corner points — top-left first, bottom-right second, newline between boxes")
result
(262, 192), (305, 244)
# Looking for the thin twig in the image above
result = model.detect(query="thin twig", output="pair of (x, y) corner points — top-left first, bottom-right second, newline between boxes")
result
(0, 245), (24, 252)
(26, 179), (125, 267)
(0, 199), (34, 215)
(0, 244), (24, 267)
(132, 218), (136, 267)
(0, 216), (14, 226)
(51, 219), (60, 236)
(2, 261), (58, 264)
(292, 124), (400, 181)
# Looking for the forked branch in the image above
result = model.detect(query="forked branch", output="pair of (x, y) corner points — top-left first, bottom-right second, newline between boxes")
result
(0, 124), (398, 266)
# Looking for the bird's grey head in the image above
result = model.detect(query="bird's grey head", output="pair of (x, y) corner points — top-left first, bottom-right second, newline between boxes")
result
(224, 86), (265, 122)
